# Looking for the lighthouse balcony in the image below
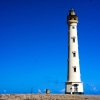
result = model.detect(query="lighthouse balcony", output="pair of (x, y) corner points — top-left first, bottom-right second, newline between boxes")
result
(67, 20), (78, 24)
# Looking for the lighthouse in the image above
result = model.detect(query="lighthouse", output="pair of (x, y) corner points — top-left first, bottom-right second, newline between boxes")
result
(65, 8), (84, 94)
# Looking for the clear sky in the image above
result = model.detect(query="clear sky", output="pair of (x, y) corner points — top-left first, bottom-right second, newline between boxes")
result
(0, 0), (100, 94)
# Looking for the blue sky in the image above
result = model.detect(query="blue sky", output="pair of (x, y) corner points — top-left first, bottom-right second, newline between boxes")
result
(0, 0), (100, 94)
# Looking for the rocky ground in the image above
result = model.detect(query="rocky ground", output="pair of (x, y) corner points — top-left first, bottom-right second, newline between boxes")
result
(0, 94), (100, 100)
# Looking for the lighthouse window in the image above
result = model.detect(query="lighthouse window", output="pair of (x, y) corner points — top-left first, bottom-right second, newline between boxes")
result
(72, 26), (75, 29)
(74, 68), (76, 72)
(73, 52), (76, 57)
(73, 38), (75, 42)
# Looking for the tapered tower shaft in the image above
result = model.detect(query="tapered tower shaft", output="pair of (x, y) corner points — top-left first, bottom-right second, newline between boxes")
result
(65, 8), (84, 94)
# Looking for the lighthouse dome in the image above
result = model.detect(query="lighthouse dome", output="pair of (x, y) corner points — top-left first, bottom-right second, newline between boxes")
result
(69, 8), (76, 15)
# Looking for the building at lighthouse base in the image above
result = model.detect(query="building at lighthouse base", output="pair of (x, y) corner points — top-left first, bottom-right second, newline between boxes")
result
(65, 82), (84, 94)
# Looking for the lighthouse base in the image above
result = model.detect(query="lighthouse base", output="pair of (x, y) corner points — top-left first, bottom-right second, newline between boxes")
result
(65, 82), (84, 94)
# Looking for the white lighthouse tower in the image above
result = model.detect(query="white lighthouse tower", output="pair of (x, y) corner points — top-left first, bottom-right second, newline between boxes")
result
(65, 8), (84, 94)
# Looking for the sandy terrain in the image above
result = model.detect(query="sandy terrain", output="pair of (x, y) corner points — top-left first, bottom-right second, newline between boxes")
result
(0, 94), (100, 100)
